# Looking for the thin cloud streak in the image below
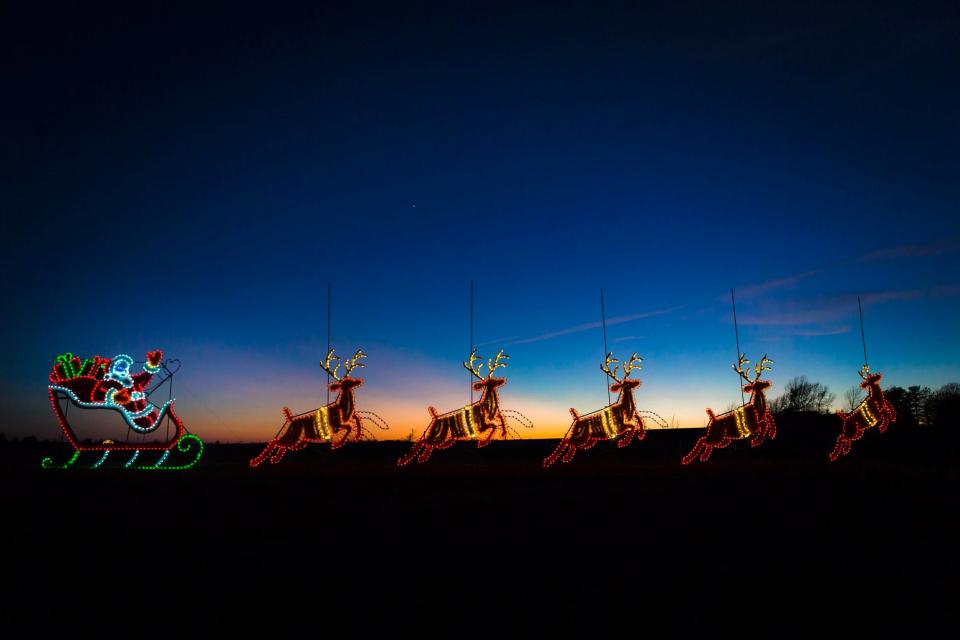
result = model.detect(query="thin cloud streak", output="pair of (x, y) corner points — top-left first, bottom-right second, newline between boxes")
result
(789, 326), (851, 337)
(730, 239), (958, 306)
(734, 269), (822, 299)
(507, 307), (682, 345)
(475, 336), (521, 347)
(857, 240), (960, 262)
(862, 283), (960, 304)
(736, 284), (960, 327)
(737, 307), (846, 327)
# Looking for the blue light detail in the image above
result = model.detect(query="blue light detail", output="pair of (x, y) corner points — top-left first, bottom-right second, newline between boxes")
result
(48, 384), (175, 434)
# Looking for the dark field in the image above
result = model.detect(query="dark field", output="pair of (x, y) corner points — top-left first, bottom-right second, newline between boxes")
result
(4, 417), (958, 632)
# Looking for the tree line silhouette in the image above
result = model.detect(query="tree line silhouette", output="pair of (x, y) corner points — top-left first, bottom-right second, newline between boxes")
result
(770, 376), (960, 428)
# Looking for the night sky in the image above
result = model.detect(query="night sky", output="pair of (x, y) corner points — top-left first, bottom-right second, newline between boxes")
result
(4, 1), (959, 441)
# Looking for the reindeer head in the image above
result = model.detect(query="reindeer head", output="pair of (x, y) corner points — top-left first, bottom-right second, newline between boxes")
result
(463, 348), (509, 392)
(734, 353), (773, 394)
(320, 348), (366, 393)
(858, 363), (883, 389)
(601, 352), (643, 393)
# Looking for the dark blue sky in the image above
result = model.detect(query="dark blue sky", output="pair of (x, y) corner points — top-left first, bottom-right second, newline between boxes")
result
(4, 1), (959, 440)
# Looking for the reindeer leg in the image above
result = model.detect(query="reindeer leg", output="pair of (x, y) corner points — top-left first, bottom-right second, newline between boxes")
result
(269, 445), (288, 465)
(617, 425), (635, 449)
(398, 426), (428, 466)
(698, 444), (713, 462)
(249, 443), (274, 468)
(332, 425), (352, 450)
(483, 417), (503, 445)
(417, 443), (435, 463)
(682, 437), (704, 465)
(397, 442), (420, 466)
(544, 439), (567, 467)
(478, 424), (496, 448)
(829, 434), (847, 462)
(700, 444), (714, 462)
(561, 442), (577, 463)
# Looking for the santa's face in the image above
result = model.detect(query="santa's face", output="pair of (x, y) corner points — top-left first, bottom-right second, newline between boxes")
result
(105, 354), (135, 388)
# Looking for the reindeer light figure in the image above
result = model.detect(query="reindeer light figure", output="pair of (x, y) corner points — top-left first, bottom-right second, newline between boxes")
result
(250, 348), (388, 467)
(829, 364), (896, 461)
(544, 352), (647, 467)
(682, 354), (777, 464)
(398, 348), (524, 466)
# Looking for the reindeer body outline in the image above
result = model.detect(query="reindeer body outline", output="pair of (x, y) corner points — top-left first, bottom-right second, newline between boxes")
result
(682, 354), (777, 464)
(544, 352), (647, 467)
(828, 366), (896, 461)
(398, 349), (510, 465)
(250, 349), (372, 467)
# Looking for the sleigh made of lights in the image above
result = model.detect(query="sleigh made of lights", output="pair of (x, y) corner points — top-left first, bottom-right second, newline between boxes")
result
(42, 350), (203, 470)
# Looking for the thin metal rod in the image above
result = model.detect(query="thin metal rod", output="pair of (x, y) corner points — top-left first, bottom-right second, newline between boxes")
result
(166, 365), (173, 442)
(731, 288), (745, 406)
(858, 295), (869, 369)
(470, 280), (474, 403)
(601, 288), (611, 405)
(327, 282), (331, 405)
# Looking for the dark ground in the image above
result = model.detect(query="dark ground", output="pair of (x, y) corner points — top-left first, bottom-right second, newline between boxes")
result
(3, 415), (958, 632)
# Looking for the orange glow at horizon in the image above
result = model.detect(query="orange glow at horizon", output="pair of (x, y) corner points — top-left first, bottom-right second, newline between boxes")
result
(180, 393), (710, 443)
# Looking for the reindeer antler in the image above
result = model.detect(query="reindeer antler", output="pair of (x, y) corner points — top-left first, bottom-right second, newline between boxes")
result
(858, 363), (871, 379)
(486, 349), (509, 377)
(320, 348), (343, 382)
(733, 353), (751, 382)
(464, 348), (485, 380)
(622, 353), (643, 378)
(754, 354), (774, 380)
(344, 348), (367, 377)
(601, 352), (622, 383)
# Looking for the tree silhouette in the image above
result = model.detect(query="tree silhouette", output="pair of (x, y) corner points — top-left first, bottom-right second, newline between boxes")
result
(925, 383), (960, 427)
(843, 386), (863, 412)
(905, 386), (933, 425)
(770, 376), (836, 413)
(884, 386), (910, 423)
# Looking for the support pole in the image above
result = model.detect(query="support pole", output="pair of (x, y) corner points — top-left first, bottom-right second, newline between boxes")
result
(731, 288), (745, 406)
(601, 288), (611, 405)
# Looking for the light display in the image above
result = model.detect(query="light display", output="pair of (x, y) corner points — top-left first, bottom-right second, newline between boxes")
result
(249, 348), (389, 467)
(544, 352), (648, 467)
(682, 354), (777, 464)
(398, 348), (532, 465)
(829, 364), (897, 461)
(42, 350), (203, 470)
